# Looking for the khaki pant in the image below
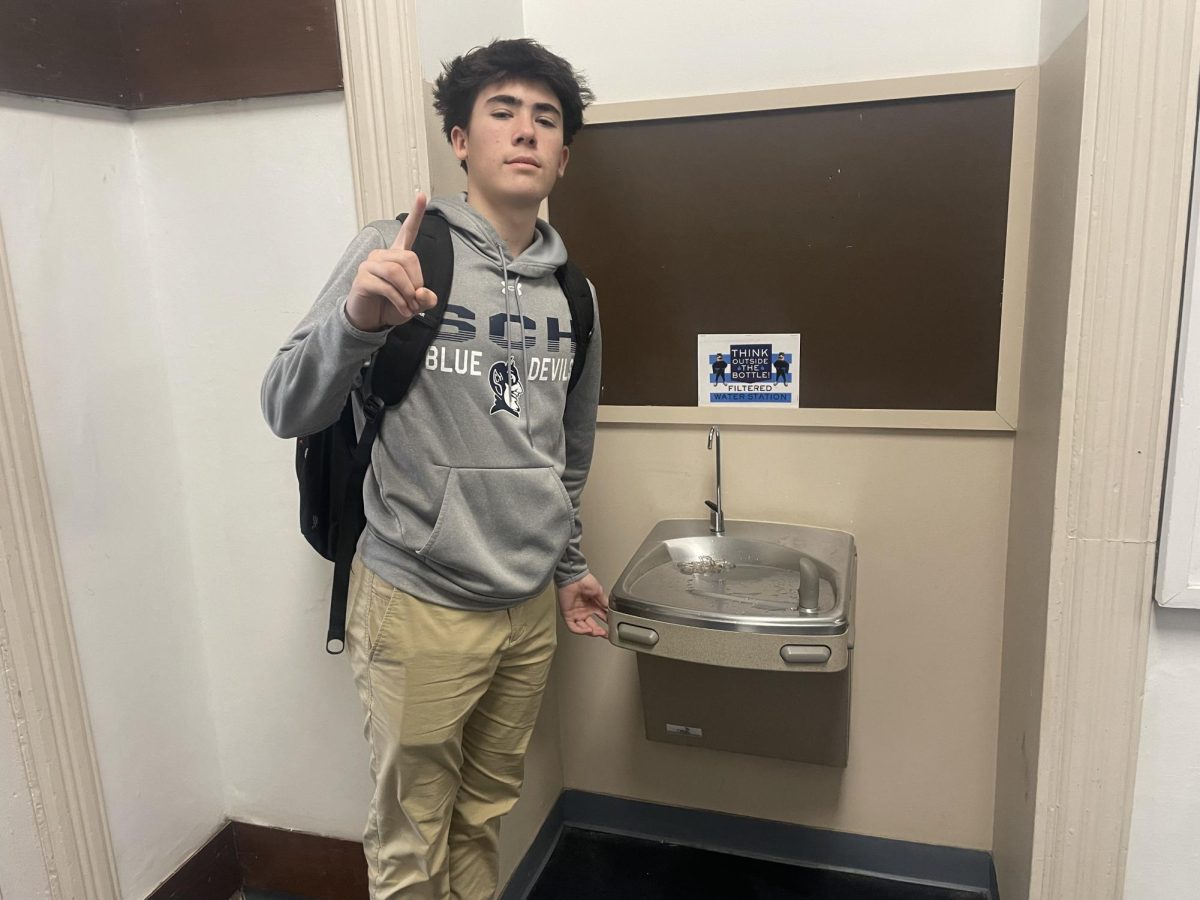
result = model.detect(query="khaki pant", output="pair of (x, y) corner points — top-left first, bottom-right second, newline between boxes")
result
(345, 557), (557, 899)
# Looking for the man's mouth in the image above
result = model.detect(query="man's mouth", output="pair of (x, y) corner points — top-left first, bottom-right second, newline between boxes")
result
(507, 156), (541, 168)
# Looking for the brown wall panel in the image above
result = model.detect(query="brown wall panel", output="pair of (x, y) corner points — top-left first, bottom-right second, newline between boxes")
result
(122, 0), (342, 108)
(0, 0), (341, 109)
(0, 0), (127, 105)
(550, 91), (1015, 410)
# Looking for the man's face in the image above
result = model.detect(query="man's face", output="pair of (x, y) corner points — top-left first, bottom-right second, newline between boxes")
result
(451, 78), (570, 207)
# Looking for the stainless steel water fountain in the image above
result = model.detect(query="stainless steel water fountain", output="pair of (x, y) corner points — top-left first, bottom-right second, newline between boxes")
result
(606, 427), (858, 765)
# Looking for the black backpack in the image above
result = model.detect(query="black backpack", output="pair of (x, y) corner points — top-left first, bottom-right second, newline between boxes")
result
(296, 210), (595, 653)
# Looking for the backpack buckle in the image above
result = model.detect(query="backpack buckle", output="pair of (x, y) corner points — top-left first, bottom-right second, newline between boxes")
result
(362, 394), (384, 421)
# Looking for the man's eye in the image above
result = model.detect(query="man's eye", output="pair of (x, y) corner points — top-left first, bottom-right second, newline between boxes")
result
(538, 118), (558, 127)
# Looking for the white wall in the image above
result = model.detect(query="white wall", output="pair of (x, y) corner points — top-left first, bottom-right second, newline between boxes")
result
(131, 86), (560, 883)
(1125, 609), (1200, 899)
(0, 96), (225, 899)
(130, 94), (375, 837)
(0, 82), (551, 892)
(1040, 0), (1090, 62)
(524, 0), (1040, 103)
(414, 0), (526, 195)
(415, 0), (525, 82)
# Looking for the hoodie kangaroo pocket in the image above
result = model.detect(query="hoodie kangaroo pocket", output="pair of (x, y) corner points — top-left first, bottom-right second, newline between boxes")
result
(417, 465), (574, 600)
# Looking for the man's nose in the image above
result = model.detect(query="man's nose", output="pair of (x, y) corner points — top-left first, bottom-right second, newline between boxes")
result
(514, 115), (537, 145)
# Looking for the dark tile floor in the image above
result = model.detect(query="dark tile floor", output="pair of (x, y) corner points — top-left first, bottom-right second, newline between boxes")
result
(526, 827), (988, 900)
(242, 828), (990, 900)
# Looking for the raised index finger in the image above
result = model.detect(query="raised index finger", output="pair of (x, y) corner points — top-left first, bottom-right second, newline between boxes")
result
(392, 191), (428, 251)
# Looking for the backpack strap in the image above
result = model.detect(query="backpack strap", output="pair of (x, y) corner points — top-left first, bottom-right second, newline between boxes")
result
(367, 212), (455, 405)
(324, 211), (455, 653)
(554, 259), (594, 393)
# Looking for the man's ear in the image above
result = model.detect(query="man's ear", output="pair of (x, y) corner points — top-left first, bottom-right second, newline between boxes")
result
(451, 125), (469, 163)
(557, 145), (570, 178)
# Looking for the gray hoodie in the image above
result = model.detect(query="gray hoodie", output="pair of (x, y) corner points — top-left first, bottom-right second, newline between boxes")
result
(261, 193), (601, 611)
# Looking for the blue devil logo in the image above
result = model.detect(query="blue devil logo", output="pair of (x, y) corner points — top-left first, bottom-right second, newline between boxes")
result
(488, 355), (524, 417)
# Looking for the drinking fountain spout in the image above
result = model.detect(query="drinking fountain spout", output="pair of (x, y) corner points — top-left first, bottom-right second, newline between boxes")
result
(706, 426), (725, 535)
(797, 556), (822, 613)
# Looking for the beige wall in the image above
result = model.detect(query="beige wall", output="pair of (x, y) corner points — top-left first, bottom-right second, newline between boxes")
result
(555, 426), (1013, 850)
(991, 18), (1088, 900)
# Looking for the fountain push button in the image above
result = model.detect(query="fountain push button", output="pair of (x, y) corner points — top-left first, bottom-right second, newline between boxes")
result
(617, 623), (660, 648)
(780, 644), (832, 664)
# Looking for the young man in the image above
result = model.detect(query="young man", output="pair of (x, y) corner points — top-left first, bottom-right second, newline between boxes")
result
(261, 39), (605, 900)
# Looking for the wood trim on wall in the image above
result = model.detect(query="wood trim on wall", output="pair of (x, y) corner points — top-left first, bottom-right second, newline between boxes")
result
(0, 0), (343, 110)
(0, 0), (126, 106)
(144, 821), (366, 900)
(596, 406), (1017, 431)
(123, 0), (343, 109)
(334, 0), (431, 228)
(556, 67), (1038, 432)
(145, 823), (240, 900)
(0, 219), (120, 894)
(1031, 0), (1200, 897)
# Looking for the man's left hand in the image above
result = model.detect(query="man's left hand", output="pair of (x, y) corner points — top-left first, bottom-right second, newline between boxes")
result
(557, 574), (609, 637)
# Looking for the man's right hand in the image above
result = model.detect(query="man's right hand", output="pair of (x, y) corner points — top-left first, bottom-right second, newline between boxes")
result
(345, 193), (438, 332)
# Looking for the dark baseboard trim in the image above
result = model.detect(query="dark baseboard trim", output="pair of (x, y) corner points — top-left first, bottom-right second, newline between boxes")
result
(145, 821), (366, 900)
(236, 822), (367, 898)
(498, 795), (565, 900)
(145, 822), (241, 900)
(503, 790), (997, 900)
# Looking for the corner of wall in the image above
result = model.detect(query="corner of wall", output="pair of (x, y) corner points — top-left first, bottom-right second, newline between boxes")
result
(0, 97), (228, 899)
(1039, 1), (1089, 64)
(991, 15), (1088, 900)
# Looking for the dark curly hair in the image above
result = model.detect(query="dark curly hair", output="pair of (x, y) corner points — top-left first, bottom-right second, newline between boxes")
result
(433, 39), (594, 171)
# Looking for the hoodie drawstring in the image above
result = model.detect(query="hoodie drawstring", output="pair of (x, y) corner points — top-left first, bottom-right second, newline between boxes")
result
(496, 242), (535, 447)
(514, 280), (534, 446)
